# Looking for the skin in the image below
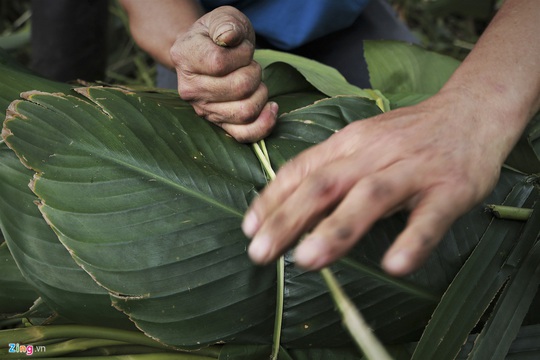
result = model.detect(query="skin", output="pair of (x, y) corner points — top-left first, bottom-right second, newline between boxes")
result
(120, 1), (278, 143)
(121, 0), (540, 276)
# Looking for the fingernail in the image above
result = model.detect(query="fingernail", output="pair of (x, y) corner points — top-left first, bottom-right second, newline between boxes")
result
(269, 102), (278, 117)
(242, 211), (259, 237)
(383, 251), (409, 275)
(295, 236), (326, 270)
(248, 234), (271, 263)
(214, 23), (235, 46)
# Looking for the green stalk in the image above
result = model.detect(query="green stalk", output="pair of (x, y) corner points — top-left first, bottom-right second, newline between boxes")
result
(0, 326), (221, 358)
(0, 325), (168, 349)
(252, 141), (282, 360)
(10, 355), (216, 360)
(486, 204), (533, 221)
(252, 140), (392, 360)
(321, 268), (393, 360)
(133, 55), (155, 87)
(271, 255), (285, 360)
(252, 141), (276, 179)
(0, 339), (128, 358)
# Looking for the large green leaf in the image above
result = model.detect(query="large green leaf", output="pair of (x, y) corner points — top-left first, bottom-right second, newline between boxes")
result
(0, 241), (37, 316)
(505, 114), (540, 174)
(364, 40), (460, 108)
(0, 48), (72, 111)
(0, 142), (133, 328)
(3, 81), (533, 350)
(412, 179), (538, 360)
(467, 208), (540, 359)
(362, 41), (540, 174)
(1, 45), (539, 359)
(254, 49), (371, 98)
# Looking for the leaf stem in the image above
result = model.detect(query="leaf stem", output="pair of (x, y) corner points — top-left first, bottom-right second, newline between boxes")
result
(0, 326), (220, 358)
(252, 140), (282, 360)
(0, 325), (168, 349)
(252, 139), (391, 359)
(320, 268), (393, 360)
(271, 255), (285, 360)
(486, 204), (533, 221)
(252, 141), (276, 179)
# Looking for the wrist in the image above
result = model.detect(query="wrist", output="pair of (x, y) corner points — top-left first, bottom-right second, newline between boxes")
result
(434, 83), (531, 166)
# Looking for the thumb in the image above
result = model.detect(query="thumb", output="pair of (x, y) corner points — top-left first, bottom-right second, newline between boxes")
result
(206, 6), (255, 47)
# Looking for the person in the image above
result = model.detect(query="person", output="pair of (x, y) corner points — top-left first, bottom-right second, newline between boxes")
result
(30, 0), (109, 82)
(120, 0), (540, 277)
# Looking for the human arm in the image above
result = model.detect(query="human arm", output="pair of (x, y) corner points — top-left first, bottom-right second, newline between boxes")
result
(119, 2), (277, 142)
(243, 0), (540, 276)
(119, 0), (204, 69)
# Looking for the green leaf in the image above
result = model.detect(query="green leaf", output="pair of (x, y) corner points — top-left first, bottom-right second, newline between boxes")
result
(505, 114), (540, 174)
(0, 141), (132, 328)
(467, 206), (540, 359)
(218, 344), (363, 360)
(412, 179), (538, 360)
(364, 40), (460, 101)
(1, 44), (539, 358)
(3, 87), (277, 347)
(0, 241), (38, 316)
(505, 324), (540, 358)
(255, 49), (372, 98)
(3, 80), (535, 351)
(0, 48), (72, 112)
(266, 96), (382, 168)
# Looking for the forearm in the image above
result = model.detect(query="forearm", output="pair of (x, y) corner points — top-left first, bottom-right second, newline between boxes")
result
(440, 0), (540, 162)
(119, 0), (204, 68)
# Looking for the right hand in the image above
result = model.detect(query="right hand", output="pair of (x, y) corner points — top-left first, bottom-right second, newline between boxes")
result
(170, 6), (278, 142)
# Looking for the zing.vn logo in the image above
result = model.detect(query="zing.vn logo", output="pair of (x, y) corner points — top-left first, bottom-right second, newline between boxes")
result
(8, 343), (46, 356)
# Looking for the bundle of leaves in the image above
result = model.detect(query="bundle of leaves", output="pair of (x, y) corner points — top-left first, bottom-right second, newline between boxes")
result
(0, 42), (539, 359)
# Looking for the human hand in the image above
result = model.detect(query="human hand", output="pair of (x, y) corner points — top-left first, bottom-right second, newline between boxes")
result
(170, 6), (277, 142)
(242, 89), (507, 276)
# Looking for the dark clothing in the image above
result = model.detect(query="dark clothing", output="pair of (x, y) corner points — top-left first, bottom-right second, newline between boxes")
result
(30, 0), (416, 89)
(31, 0), (109, 82)
(200, 0), (371, 50)
(157, 0), (417, 89)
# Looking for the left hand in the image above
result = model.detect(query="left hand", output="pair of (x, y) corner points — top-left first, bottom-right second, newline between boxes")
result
(242, 89), (507, 276)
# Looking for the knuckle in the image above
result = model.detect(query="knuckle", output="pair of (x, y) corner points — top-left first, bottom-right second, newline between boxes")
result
(206, 49), (230, 75)
(177, 81), (197, 100)
(335, 226), (354, 242)
(321, 215), (358, 244)
(233, 102), (260, 124)
(363, 177), (394, 201)
(306, 174), (338, 198)
(192, 106), (209, 119)
(278, 159), (305, 181)
(231, 131), (254, 143)
(169, 44), (184, 66)
(231, 72), (259, 99)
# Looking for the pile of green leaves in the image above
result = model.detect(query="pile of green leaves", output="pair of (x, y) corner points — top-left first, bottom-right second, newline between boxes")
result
(0, 42), (539, 359)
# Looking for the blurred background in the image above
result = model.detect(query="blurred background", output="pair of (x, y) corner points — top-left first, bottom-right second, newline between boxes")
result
(0, 0), (504, 88)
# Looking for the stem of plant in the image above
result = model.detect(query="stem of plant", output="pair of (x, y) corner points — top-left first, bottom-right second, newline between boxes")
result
(0, 326), (221, 358)
(0, 325), (170, 350)
(321, 268), (393, 360)
(252, 140), (393, 360)
(486, 204), (533, 221)
(253, 141), (282, 360)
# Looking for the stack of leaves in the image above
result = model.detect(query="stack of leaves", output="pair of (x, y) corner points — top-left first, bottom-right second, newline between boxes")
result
(0, 41), (539, 359)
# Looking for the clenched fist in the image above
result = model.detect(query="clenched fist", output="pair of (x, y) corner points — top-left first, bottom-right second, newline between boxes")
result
(170, 6), (278, 142)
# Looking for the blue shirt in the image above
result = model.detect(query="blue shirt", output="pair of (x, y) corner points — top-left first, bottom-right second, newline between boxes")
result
(200, 0), (371, 50)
